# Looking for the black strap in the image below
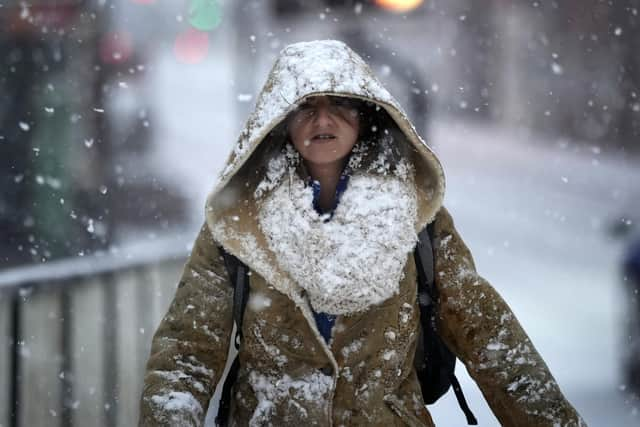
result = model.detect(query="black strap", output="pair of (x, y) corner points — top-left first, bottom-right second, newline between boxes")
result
(232, 262), (249, 348)
(450, 374), (478, 425)
(415, 224), (436, 309)
(216, 249), (249, 427)
(216, 357), (240, 426)
(415, 224), (477, 425)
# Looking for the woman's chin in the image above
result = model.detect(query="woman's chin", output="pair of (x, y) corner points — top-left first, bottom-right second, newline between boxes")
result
(300, 144), (353, 165)
(302, 152), (349, 166)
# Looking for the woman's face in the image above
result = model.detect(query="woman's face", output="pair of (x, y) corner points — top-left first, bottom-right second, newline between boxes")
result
(287, 95), (360, 166)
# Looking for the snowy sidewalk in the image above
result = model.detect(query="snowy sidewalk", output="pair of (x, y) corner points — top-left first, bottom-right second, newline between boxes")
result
(430, 118), (639, 426)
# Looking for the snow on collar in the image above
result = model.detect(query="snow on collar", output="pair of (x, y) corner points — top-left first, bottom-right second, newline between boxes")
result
(257, 172), (418, 315)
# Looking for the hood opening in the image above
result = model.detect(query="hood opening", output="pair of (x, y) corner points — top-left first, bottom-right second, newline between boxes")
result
(209, 92), (444, 231)
(249, 96), (417, 193)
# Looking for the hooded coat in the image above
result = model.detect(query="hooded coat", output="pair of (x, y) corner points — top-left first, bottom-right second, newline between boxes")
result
(139, 40), (585, 427)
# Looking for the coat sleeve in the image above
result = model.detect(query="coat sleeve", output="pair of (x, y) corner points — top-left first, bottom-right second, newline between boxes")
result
(432, 207), (586, 427)
(139, 223), (234, 427)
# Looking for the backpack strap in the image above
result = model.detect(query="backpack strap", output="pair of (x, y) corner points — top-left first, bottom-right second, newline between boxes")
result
(415, 224), (478, 425)
(415, 224), (436, 309)
(216, 247), (250, 427)
(220, 248), (250, 344)
(449, 373), (478, 425)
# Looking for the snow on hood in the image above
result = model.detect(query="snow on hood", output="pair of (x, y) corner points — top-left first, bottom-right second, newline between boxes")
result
(203, 40), (446, 323)
(207, 39), (445, 230)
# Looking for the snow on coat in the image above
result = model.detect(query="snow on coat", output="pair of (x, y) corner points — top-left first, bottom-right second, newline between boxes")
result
(139, 40), (586, 426)
(258, 171), (419, 315)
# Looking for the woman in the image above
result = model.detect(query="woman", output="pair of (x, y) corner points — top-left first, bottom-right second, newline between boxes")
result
(139, 40), (585, 426)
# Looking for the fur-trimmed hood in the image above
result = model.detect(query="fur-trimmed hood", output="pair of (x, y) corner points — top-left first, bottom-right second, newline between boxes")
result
(204, 40), (445, 316)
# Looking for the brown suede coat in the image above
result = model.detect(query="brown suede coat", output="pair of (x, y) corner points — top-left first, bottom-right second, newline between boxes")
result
(139, 40), (585, 427)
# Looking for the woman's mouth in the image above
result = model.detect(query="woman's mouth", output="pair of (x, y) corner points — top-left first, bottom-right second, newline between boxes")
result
(310, 133), (337, 143)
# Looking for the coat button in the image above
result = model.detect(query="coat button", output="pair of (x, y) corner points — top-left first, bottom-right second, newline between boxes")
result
(320, 365), (333, 376)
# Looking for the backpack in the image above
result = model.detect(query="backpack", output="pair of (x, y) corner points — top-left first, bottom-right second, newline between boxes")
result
(216, 223), (477, 426)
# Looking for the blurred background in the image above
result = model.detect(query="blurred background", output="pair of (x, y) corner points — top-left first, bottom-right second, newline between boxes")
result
(0, 0), (639, 426)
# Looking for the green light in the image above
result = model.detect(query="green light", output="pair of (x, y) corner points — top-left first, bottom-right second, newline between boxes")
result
(188, 0), (222, 32)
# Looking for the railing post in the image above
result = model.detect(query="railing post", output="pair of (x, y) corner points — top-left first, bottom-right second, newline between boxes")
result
(0, 242), (187, 427)
(103, 273), (118, 427)
(60, 287), (73, 427)
(10, 289), (21, 427)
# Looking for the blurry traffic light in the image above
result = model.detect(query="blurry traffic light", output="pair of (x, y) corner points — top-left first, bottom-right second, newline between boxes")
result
(325, 0), (424, 12)
(272, 0), (425, 17)
(371, 0), (424, 13)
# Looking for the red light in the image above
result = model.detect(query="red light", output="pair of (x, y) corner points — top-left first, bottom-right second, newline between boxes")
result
(174, 28), (210, 64)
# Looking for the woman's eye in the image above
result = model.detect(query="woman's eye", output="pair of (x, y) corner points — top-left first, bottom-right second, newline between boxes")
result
(331, 98), (357, 113)
(299, 103), (316, 114)
(291, 103), (314, 122)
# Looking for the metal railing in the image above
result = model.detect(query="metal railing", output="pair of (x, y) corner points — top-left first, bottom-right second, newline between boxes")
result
(0, 236), (190, 427)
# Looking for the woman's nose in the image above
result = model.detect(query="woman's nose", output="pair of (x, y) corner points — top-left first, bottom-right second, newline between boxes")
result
(313, 104), (334, 126)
